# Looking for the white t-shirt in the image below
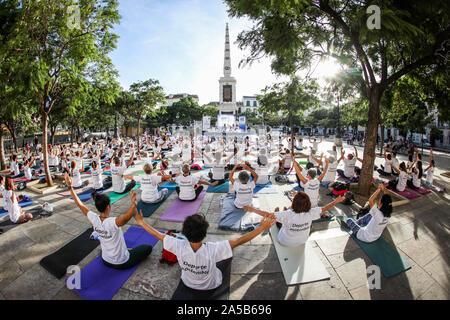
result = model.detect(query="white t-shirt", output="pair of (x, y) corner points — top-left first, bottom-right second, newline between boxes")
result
(182, 147), (191, 162)
(10, 161), (19, 176)
(232, 180), (255, 208)
(343, 157), (357, 178)
(24, 165), (32, 180)
(275, 207), (322, 246)
(212, 161), (225, 180)
(175, 174), (200, 201)
(255, 165), (269, 185)
(283, 154), (292, 168)
(412, 170), (420, 188)
(71, 168), (82, 188)
(87, 211), (130, 265)
(383, 159), (393, 173)
(392, 158), (399, 170)
(4, 190), (21, 223)
(396, 171), (408, 192)
(356, 206), (389, 243)
(323, 161), (337, 182)
(169, 160), (182, 175)
(163, 236), (232, 290)
(111, 164), (126, 193)
(426, 167), (434, 184)
(300, 179), (320, 207)
(91, 168), (103, 189)
(136, 174), (162, 203)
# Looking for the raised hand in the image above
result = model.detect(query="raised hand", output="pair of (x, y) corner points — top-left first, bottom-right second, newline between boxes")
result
(134, 209), (144, 224)
(259, 216), (277, 230)
(130, 190), (137, 206)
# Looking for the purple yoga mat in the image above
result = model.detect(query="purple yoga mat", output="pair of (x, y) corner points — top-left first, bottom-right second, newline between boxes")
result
(389, 187), (420, 199)
(408, 187), (431, 195)
(67, 226), (159, 300)
(160, 190), (206, 223)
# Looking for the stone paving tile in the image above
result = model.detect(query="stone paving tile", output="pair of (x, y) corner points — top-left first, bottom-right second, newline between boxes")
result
(423, 254), (450, 287)
(53, 285), (83, 300)
(112, 288), (164, 300)
(231, 245), (282, 274)
(20, 218), (59, 243)
(397, 237), (441, 268)
(0, 259), (24, 291)
(315, 234), (360, 256)
(417, 282), (450, 300)
(230, 272), (293, 300)
(1, 263), (66, 300)
(122, 241), (180, 300)
(0, 229), (34, 263)
(330, 248), (373, 291)
(382, 222), (415, 246)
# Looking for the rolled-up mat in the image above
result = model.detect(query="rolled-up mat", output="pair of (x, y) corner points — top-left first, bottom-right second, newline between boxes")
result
(93, 184), (141, 205)
(136, 189), (174, 217)
(337, 216), (411, 278)
(207, 181), (229, 193)
(160, 191), (206, 222)
(270, 225), (330, 285)
(67, 226), (159, 300)
(40, 228), (100, 279)
(171, 258), (232, 300)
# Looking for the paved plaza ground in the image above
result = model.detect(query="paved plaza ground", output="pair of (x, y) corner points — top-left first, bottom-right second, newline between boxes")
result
(0, 141), (449, 300)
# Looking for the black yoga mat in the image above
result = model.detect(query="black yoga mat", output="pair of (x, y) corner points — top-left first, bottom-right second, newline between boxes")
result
(0, 207), (52, 233)
(40, 228), (100, 279)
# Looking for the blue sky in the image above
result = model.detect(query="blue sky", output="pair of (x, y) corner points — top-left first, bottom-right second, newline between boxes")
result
(109, 0), (285, 105)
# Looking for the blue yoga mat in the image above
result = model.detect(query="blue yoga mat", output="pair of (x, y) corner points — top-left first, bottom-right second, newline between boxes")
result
(137, 189), (174, 217)
(67, 226), (160, 300)
(0, 200), (36, 216)
(293, 186), (304, 191)
(337, 216), (411, 278)
(207, 181), (229, 193)
(160, 181), (178, 189)
(75, 188), (112, 202)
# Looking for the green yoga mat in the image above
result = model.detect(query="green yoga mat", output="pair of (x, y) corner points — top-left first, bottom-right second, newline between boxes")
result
(298, 160), (308, 165)
(94, 184), (141, 205)
(337, 216), (411, 278)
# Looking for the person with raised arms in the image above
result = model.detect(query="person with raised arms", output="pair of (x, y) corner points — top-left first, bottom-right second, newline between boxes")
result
(337, 146), (363, 180)
(64, 174), (152, 269)
(339, 184), (392, 243)
(229, 163), (258, 209)
(110, 150), (136, 194)
(133, 210), (276, 299)
(173, 164), (218, 201)
(292, 158), (329, 210)
(1, 177), (33, 224)
(244, 191), (345, 247)
(135, 163), (172, 204)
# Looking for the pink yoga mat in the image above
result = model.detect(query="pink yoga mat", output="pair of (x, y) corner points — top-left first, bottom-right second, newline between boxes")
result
(160, 190), (206, 222)
(385, 184), (420, 199)
(408, 187), (431, 195)
(13, 177), (28, 183)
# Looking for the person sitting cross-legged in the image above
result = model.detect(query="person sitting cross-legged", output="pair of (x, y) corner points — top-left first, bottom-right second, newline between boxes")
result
(173, 164), (218, 201)
(65, 174), (152, 269)
(339, 184), (392, 243)
(133, 210), (276, 299)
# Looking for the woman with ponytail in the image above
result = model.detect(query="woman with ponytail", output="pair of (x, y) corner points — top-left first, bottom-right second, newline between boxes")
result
(340, 184), (392, 243)
(65, 174), (152, 269)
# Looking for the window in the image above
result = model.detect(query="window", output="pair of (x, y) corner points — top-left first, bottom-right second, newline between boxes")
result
(253, 101), (257, 107)
(246, 100), (250, 106)
(223, 85), (232, 102)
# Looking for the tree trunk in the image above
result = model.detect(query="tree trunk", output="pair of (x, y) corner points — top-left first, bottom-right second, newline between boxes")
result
(380, 124), (384, 155)
(50, 126), (56, 146)
(41, 114), (54, 187)
(0, 127), (6, 170)
(357, 86), (382, 196)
